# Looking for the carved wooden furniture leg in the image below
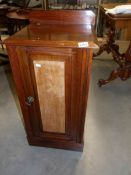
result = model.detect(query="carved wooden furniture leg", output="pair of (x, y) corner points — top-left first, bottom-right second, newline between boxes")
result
(94, 8), (131, 87)
(94, 27), (119, 57)
(98, 66), (131, 87)
(93, 43), (109, 57)
(98, 69), (119, 87)
(98, 42), (131, 87)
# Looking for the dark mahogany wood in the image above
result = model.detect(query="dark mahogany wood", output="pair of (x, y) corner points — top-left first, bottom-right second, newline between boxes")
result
(29, 10), (96, 26)
(94, 5), (131, 87)
(5, 10), (97, 151)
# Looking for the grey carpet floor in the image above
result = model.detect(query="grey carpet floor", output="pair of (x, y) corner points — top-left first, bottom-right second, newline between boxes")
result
(0, 59), (131, 175)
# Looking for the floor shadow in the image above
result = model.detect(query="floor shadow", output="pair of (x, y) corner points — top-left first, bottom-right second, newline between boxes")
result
(3, 65), (25, 125)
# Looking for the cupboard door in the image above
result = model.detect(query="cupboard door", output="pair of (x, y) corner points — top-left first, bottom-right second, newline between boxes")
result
(16, 47), (78, 142)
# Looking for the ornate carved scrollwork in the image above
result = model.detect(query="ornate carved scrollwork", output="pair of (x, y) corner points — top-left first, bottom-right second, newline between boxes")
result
(94, 14), (131, 87)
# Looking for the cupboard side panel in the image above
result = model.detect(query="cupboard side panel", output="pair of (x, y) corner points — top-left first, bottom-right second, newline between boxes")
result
(77, 48), (93, 143)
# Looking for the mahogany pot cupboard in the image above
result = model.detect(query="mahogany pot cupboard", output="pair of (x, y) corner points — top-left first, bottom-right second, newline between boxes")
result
(5, 10), (97, 151)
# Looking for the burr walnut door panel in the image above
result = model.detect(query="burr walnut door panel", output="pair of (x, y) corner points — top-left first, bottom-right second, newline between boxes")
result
(33, 59), (66, 134)
(16, 46), (82, 144)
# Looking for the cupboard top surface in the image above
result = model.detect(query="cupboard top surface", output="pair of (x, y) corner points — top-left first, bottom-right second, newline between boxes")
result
(5, 24), (97, 48)
(5, 10), (97, 48)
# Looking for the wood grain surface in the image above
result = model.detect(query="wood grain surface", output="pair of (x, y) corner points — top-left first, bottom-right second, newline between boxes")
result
(5, 10), (96, 151)
(34, 60), (65, 133)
